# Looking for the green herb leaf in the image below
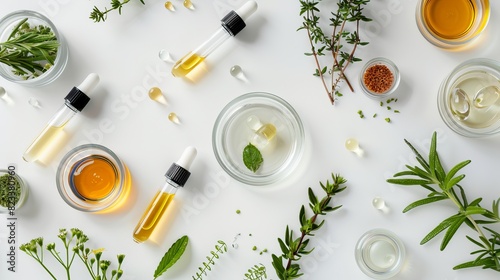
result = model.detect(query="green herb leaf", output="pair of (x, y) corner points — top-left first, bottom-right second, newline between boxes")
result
(243, 143), (263, 173)
(154, 235), (189, 279)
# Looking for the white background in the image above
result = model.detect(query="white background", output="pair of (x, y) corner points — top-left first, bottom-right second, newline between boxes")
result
(1, 0), (500, 279)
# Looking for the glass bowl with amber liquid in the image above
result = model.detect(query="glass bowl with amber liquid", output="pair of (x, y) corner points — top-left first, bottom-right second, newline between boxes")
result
(438, 58), (500, 137)
(416, 0), (490, 49)
(56, 144), (131, 212)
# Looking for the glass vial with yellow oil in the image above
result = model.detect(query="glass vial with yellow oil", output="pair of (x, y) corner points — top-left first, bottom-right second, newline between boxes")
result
(22, 73), (100, 163)
(171, 1), (258, 78)
(133, 146), (197, 243)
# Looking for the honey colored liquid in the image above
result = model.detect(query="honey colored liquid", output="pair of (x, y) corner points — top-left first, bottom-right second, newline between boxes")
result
(72, 156), (117, 201)
(423, 0), (477, 39)
(133, 191), (175, 243)
(257, 124), (277, 141)
(171, 52), (205, 77)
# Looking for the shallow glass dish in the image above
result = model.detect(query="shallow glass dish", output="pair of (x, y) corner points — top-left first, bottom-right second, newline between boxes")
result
(0, 168), (29, 213)
(212, 92), (305, 186)
(437, 58), (500, 137)
(355, 229), (406, 279)
(0, 10), (68, 86)
(359, 57), (400, 99)
(56, 144), (130, 212)
(415, 0), (490, 49)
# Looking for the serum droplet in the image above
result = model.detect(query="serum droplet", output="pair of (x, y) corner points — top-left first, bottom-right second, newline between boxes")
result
(159, 49), (175, 63)
(148, 87), (167, 104)
(183, 0), (195, 10)
(372, 197), (389, 213)
(165, 1), (176, 11)
(168, 112), (180, 124)
(230, 65), (248, 82)
(28, 97), (42, 108)
(345, 138), (364, 157)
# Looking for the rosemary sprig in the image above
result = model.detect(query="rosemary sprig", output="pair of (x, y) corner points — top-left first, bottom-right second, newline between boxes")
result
(271, 173), (347, 279)
(20, 228), (125, 280)
(192, 240), (228, 280)
(299, 0), (371, 104)
(90, 0), (146, 23)
(0, 18), (59, 79)
(387, 132), (500, 272)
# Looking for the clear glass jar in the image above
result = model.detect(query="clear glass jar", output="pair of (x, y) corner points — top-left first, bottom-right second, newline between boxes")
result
(355, 229), (406, 279)
(0, 168), (29, 213)
(56, 144), (131, 212)
(212, 92), (305, 186)
(415, 0), (490, 49)
(359, 57), (400, 99)
(0, 10), (68, 86)
(437, 58), (500, 137)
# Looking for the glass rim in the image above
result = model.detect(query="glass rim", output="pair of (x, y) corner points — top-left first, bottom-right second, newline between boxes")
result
(415, 0), (490, 49)
(56, 144), (126, 212)
(437, 58), (500, 137)
(212, 92), (305, 186)
(0, 10), (68, 86)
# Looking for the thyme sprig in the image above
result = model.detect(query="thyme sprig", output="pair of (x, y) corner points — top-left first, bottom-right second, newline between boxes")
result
(272, 173), (347, 279)
(299, 0), (371, 104)
(387, 132), (500, 272)
(0, 18), (59, 79)
(192, 240), (228, 280)
(90, 0), (146, 23)
(20, 228), (125, 280)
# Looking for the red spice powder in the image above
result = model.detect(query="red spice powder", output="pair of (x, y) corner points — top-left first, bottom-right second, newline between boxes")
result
(363, 64), (394, 94)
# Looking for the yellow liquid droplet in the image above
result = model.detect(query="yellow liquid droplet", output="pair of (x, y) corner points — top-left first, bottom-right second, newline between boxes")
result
(183, 0), (194, 10)
(165, 1), (175, 11)
(345, 138), (364, 157)
(168, 112), (180, 124)
(148, 87), (164, 102)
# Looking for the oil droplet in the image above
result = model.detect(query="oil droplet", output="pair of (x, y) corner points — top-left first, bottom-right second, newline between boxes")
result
(0, 87), (6, 98)
(450, 88), (470, 120)
(168, 112), (180, 124)
(345, 138), (364, 157)
(148, 87), (167, 104)
(159, 49), (175, 63)
(183, 0), (195, 10)
(164, 1), (175, 11)
(473, 85), (500, 109)
(28, 97), (42, 108)
(372, 197), (389, 213)
(230, 65), (248, 82)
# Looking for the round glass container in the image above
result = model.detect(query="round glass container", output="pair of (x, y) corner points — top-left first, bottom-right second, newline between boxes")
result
(437, 58), (500, 137)
(0, 168), (29, 213)
(212, 92), (305, 186)
(359, 57), (400, 99)
(0, 10), (68, 86)
(415, 0), (490, 49)
(355, 229), (406, 279)
(56, 144), (130, 212)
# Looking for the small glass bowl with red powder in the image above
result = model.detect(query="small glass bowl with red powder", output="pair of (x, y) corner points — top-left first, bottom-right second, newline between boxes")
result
(359, 57), (400, 99)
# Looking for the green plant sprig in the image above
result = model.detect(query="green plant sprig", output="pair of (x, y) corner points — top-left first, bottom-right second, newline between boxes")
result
(20, 228), (125, 280)
(0, 18), (59, 79)
(387, 132), (500, 272)
(90, 0), (146, 22)
(271, 173), (347, 279)
(192, 240), (228, 280)
(299, 0), (371, 104)
(244, 264), (268, 280)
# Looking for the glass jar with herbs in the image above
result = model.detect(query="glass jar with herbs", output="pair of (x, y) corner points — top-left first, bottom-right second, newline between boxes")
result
(0, 168), (29, 213)
(0, 10), (68, 86)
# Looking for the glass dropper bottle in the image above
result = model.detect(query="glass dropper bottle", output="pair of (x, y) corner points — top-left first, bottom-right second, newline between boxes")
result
(171, 0), (258, 78)
(22, 73), (100, 163)
(133, 146), (197, 243)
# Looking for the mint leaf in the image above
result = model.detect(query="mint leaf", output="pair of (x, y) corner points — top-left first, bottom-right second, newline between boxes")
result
(243, 143), (263, 173)
(153, 235), (189, 279)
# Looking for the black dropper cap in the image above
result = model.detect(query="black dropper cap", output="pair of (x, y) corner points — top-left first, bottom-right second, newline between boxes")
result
(221, 11), (246, 36)
(64, 73), (100, 112)
(165, 146), (197, 187)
